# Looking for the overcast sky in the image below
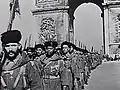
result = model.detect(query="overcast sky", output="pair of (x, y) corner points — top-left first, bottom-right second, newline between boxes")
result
(0, 0), (103, 51)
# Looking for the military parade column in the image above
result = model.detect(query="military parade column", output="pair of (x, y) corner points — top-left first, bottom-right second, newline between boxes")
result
(31, 0), (74, 45)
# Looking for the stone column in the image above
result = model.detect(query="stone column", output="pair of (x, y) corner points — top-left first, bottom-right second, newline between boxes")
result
(103, 6), (109, 55)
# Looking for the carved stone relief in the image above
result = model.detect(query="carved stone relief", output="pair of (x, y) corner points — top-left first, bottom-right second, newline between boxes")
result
(34, 11), (69, 44)
(39, 17), (57, 42)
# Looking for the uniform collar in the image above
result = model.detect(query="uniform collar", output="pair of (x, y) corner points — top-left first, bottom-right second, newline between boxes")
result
(8, 54), (22, 70)
(5, 54), (21, 65)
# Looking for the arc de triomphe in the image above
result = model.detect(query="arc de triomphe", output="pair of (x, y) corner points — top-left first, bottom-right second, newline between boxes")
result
(32, 0), (120, 56)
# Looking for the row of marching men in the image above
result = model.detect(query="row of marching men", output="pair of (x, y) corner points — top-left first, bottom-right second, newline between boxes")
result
(0, 30), (103, 90)
(23, 40), (103, 90)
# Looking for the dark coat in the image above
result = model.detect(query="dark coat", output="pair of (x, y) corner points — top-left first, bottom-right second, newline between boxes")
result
(1, 52), (29, 90)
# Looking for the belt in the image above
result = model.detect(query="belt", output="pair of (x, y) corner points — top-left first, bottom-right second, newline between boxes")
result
(43, 75), (60, 79)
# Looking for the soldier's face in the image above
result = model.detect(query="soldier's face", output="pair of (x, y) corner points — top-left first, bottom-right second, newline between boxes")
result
(4, 43), (19, 59)
(62, 45), (70, 54)
(27, 50), (32, 55)
(36, 48), (43, 56)
(46, 46), (54, 56)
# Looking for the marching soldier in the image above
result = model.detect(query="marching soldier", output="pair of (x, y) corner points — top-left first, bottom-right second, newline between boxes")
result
(60, 41), (77, 90)
(34, 44), (45, 57)
(42, 41), (64, 90)
(25, 47), (35, 59)
(25, 44), (45, 90)
(75, 47), (86, 89)
(0, 30), (29, 90)
(83, 51), (90, 85)
(69, 44), (84, 90)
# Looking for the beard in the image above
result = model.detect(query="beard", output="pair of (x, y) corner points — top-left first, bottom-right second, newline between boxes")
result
(5, 50), (19, 61)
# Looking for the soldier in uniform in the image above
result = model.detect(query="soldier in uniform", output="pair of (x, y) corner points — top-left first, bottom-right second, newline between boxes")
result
(82, 50), (90, 85)
(75, 47), (86, 89)
(60, 41), (77, 90)
(34, 44), (45, 57)
(42, 41), (64, 90)
(0, 30), (29, 90)
(69, 43), (84, 90)
(25, 47), (35, 59)
(25, 44), (45, 90)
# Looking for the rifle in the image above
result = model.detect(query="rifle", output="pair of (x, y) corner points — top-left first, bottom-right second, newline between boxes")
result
(23, 38), (28, 51)
(0, 51), (7, 88)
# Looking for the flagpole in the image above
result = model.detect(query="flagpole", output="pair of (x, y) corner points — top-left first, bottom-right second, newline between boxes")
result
(23, 38), (28, 50)
(28, 34), (32, 47)
(7, 0), (17, 31)
(79, 41), (80, 48)
(81, 43), (82, 49)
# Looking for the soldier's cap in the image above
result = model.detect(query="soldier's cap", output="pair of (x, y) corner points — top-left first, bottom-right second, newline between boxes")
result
(1, 30), (22, 44)
(83, 49), (89, 54)
(61, 41), (71, 48)
(69, 42), (76, 49)
(35, 44), (45, 50)
(56, 47), (61, 50)
(75, 47), (84, 51)
(44, 41), (58, 48)
(26, 47), (35, 52)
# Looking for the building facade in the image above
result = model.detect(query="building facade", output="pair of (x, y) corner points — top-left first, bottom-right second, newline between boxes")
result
(32, 0), (74, 45)
(103, 0), (120, 57)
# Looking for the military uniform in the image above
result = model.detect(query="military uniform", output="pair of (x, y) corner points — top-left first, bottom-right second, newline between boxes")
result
(83, 54), (90, 84)
(25, 56), (44, 90)
(71, 51), (84, 90)
(40, 41), (64, 90)
(1, 52), (29, 90)
(0, 30), (30, 90)
(42, 54), (63, 90)
(60, 53), (73, 90)
(25, 43), (46, 90)
(76, 52), (86, 89)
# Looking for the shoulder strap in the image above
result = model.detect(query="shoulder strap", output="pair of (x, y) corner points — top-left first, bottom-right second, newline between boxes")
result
(1, 65), (26, 89)
(13, 65), (26, 89)
(1, 76), (7, 88)
(30, 61), (43, 78)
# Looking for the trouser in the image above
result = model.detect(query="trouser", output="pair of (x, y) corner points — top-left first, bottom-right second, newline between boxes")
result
(74, 78), (82, 90)
(61, 69), (73, 90)
(43, 78), (61, 90)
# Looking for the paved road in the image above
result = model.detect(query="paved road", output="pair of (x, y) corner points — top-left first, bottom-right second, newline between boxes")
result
(85, 61), (120, 90)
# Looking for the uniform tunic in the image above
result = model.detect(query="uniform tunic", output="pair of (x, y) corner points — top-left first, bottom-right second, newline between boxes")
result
(73, 51), (85, 90)
(25, 56), (44, 90)
(1, 53), (28, 90)
(42, 54), (64, 90)
(60, 52), (80, 90)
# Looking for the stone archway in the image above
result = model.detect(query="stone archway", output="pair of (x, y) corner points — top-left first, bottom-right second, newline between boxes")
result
(68, 0), (103, 18)
(68, 0), (104, 53)
(32, 0), (104, 51)
(74, 3), (103, 51)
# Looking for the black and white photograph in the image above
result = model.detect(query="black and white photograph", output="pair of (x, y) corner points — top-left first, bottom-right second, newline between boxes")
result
(0, 0), (120, 90)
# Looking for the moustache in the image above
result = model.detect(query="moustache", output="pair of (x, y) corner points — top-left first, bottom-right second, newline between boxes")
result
(8, 51), (16, 55)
